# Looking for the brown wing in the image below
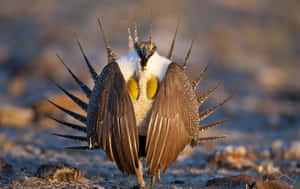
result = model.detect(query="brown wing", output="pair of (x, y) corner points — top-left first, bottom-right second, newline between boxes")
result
(87, 62), (139, 175)
(145, 63), (199, 176)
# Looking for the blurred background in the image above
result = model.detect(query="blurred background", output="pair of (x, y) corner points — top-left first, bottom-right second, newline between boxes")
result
(0, 0), (299, 188)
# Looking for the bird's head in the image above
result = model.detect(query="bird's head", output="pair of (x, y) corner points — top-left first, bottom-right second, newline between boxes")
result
(135, 41), (157, 68)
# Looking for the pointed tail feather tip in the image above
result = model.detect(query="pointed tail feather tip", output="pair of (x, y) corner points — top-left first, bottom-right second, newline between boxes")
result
(65, 146), (90, 150)
(167, 22), (179, 60)
(47, 115), (87, 133)
(149, 23), (152, 43)
(197, 81), (222, 105)
(183, 40), (194, 69)
(128, 27), (134, 51)
(192, 64), (209, 90)
(48, 99), (87, 124)
(76, 38), (98, 81)
(56, 54), (92, 97)
(52, 81), (88, 112)
(134, 22), (139, 43)
(198, 116), (232, 132)
(199, 95), (232, 121)
(196, 135), (226, 143)
(52, 133), (87, 141)
(97, 18), (117, 62)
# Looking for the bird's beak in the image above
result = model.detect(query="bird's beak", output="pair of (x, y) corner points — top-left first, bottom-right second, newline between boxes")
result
(140, 47), (148, 59)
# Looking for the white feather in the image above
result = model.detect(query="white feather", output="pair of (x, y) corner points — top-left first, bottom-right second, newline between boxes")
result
(116, 50), (171, 81)
(116, 50), (140, 80)
(145, 52), (171, 81)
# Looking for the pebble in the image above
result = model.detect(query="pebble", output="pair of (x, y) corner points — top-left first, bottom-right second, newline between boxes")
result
(0, 105), (34, 127)
(206, 174), (292, 189)
(257, 161), (280, 174)
(0, 161), (14, 184)
(284, 141), (300, 159)
(8, 76), (26, 97)
(214, 145), (256, 169)
(271, 140), (285, 159)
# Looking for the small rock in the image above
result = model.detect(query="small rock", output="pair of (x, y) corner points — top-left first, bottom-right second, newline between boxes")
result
(284, 141), (300, 159)
(0, 105), (34, 127)
(36, 161), (81, 182)
(257, 161), (280, 174)
(206, 174), (259, 187)
(21, 176), (47, 187)
(272, 140), (283, 150)
(261, 149), (271, 158)
(24, 145), (41, 156)
(8, 76), (26, 97)
(0, 134), (16, 151)
(0, 161), (14, 180)
(271, 140), (285, 159)
(206, 174), (292, 189)
(214, 145), (256, 169)
(172, 179), (185, 184)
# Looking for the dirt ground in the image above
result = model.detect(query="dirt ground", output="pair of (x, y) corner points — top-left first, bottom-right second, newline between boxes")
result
(0, 0), (299, 188)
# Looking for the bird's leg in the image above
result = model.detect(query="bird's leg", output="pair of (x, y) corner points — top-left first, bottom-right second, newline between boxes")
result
(136, 160), (145, 188)
(156, 169), (161, 183)
(150, 175), (156, 186)
(149, 169), (160, 186)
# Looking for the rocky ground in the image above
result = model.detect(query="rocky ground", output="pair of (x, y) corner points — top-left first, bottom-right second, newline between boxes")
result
(0, 0), (300, 188)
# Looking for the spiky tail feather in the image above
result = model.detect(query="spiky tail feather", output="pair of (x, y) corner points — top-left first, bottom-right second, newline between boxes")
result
(97, 18), (117, 63)
(56, 54), (92, 98)
(197, 81), (222, 106)
(167, 22), (179, 60)
(192, 65), (208, 90)
(51, 81), (88, 112)
(47, 115), (87, 133)
(199, 96), (232, 121)
(48, 100), (87, 124)
(182, 40), (194, 70)
(191, 136), (226, 147)
(76, 38), (98, 82)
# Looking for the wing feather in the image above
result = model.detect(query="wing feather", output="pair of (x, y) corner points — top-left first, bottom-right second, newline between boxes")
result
(87, 62), (139, 175)
(145, 63), (199, 176)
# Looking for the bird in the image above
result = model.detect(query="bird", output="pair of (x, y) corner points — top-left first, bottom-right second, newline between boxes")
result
(48, 18), (232, 187)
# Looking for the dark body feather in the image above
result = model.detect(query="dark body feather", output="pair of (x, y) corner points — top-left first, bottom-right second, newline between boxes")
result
(87, 62), (139, 175)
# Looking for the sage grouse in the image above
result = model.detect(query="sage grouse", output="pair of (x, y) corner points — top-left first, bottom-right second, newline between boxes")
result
(49, 19), (231, 187)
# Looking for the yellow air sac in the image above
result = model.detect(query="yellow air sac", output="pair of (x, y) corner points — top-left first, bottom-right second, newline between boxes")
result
(147, 76), (158, 99)
(128, 78), (139, 100)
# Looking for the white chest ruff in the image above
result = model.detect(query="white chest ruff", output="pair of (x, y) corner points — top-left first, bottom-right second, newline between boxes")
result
(132, 71), (153, 136)
(116, 50), (171, 136)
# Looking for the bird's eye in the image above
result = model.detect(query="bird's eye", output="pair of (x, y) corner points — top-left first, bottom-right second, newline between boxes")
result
(149, 43), (153, 51)
(139, 44), (144, 49)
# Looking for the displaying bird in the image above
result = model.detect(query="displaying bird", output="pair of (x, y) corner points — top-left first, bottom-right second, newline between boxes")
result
(49, 19), (231, 187)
